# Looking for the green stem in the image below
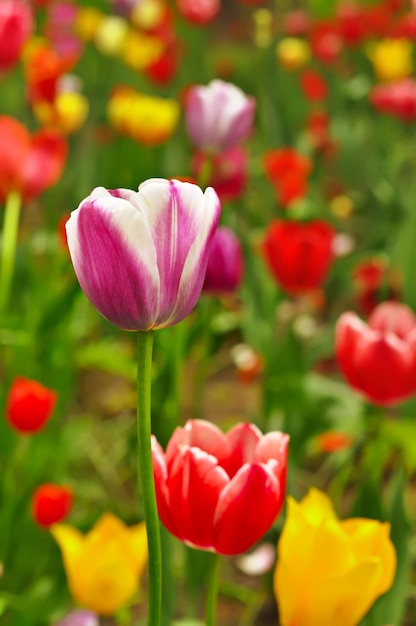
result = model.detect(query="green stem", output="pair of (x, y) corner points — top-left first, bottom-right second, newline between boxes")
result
(136, 330), (162, 626)
(205, 552), (221, 626)
(0, 191), (22, 314)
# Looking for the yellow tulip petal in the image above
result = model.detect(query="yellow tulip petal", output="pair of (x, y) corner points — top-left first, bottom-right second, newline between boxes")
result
(50, 523), (84, 570)
(129, 522), (148, 576)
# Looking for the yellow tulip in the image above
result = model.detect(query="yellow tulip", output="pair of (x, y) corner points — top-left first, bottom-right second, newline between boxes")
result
(121, 31), (163, 71)
(274, 488), (396, 626)
(75, 7), (104, 42)
(51, 512), (147, 616)
(108, 89), (180, 146)
(276, 37), (311, 71)
(95, 16), (129, 57)
(370, 38), (414, 82)
(33, 92), (89, 135)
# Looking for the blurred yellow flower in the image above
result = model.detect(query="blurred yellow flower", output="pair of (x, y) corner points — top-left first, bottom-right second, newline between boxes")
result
(276, 37), (311, 71)
(51, 512), (147, 616)
(131, 0), (165, 30)
(121, 31), (163, 71)
(33, 91), (89, 135)
(75, 7), (104, 42)
(95, 16), (129, 57)
(108, 88), (180, 146)
(274, 488), (396, 626)
(370, 38), (414, 82)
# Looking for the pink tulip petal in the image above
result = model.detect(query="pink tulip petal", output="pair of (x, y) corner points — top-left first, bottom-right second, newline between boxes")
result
(223, 423), (261, 478)
(151, 436), (181, 538)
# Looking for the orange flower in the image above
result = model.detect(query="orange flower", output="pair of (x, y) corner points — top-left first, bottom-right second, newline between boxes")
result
(0, 116), (67, 203)
(316, 431), (354, 453)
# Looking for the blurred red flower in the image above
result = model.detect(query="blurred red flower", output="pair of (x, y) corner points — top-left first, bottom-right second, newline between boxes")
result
(306, 110), (331, 150)
(262, 219), (335, 294)
(370, 79), (416, 121)
(6, 376), (57, 434)
(0, 116), (67, 203)
(152, 419), (289, 555)
(335, 301), (416, 406)
(310, 20), (342, 63)
(192, 146), (248, 203)
(0, 0), (33, 72)
(300, 69), (328, 102)
(31, 483), (73, 527)
(263, 148), (311, 207)
(335, 2), (367, 46)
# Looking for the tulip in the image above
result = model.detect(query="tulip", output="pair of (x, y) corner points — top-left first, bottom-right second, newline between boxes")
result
(262, 219), (335, 294)
(370, 38), (414, 83)
(0, 0), (33, 72)
(276, 38), (311, 71)
(203, 226), (244, 295)
(6, 376), (57, 434)
(31, 483), (73, 527)
(107, 87), (180, 146)
(184, 79), (256, 152)
(335, 301), (416, 406)
(262, 148), (311, 208)
(65, 179), (221, 331)
(370, 79), (416, 121)
(309, 20), (342, 63)
(0, 116), (67, 204)
(300, 69), (328, 102)
(152, 419), (289, 555)
(274, 488), (396, 626)
(176, 0), (220, 25)
(54, 609), (99, 626)
(51, 513), (147, 615)
(192, 146), (248, 204)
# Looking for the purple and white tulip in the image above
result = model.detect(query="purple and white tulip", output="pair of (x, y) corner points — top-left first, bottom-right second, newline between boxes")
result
(185, 79), (256, 152)
(54, 609), (99, 626)
(66, 178), (221, 331)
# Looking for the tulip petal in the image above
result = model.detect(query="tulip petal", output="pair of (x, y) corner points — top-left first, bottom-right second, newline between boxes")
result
(66, 188), (161, 330)
(165, 419), (230, 470)
(223, 422), (261, 478)
(151, 436), (181, 538)
(135, 179), (221, 328)
(50, 523), (85, 571)
(22, 129), (67, 201)
(128, 521), (148, 576)
(0, 116), (31, 201)
(214, 463), (280, 555)
(167, 447), (229, 549)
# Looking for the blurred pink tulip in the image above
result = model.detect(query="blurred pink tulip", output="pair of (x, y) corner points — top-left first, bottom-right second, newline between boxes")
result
(185, 79), (256, 152)
(176, 0), (220, 25)
(203, 226), (243, 295)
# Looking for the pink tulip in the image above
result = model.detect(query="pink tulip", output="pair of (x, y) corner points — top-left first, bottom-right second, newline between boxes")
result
(66, 179), (221, 331)
(185, 80), (256, 152)
(335, 301), (416, 406)
(176, 0), (220, 25)
(152, 419), (289, 555)
(203, 226), (243, 295)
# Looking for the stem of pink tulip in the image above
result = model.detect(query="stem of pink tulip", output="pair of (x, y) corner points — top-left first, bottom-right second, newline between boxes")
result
(0, 191), (22, 314)
(136, 330), (162, 626)
(205, 552), (221, 626)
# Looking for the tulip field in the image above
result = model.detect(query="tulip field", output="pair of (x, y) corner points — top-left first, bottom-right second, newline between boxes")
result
(3, 0), (416, 624)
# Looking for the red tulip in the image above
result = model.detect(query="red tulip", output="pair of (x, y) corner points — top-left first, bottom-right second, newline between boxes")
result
(300, 69), (328, 102)
(263, 148), (311, 208)
(370, 80), (416, 122)
(0, 116), (67, 203)
(152, 419), (289, 555)
(6, 376), (57, 434)
(335, 301), (416, 406)
(192, 146), (248, 203)
(335, 2), (367, 46)
(310, 20), (342, 63)
(0, 0), (33, 72)
(263, 220), (335, 294)
(31, 483), (73, 527)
